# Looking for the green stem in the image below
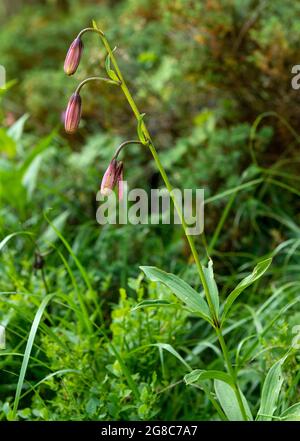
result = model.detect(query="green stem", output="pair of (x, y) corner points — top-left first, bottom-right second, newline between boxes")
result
(40, 267), (49, 294)
(113, 140), (143, 160)
(93, 27), (248, 420)
(215, 328), (248, 421)
(75, 76), (120, 94)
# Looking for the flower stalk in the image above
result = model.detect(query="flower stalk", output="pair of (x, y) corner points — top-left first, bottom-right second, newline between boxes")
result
(75, 76), (121, 94)
(112, 140), (143, 160)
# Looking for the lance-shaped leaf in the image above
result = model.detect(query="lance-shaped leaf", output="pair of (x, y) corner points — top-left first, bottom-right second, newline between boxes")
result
(257, 355), (287, 421)
(0, 231), (34, 252)
(131, 299), (172, 311)
(140, 266), (212, 324)
(184, 369), (233, 386)
(105, 52), (120, 83)
(152, 343), (192, 371)
(203, 259), (219, 318)
(280, 403), (300, 421)
(221, 258), (272, 324)
(12, 293), (54, 419)
(214, 380), (253, 421)
(137, 113), (147, 144)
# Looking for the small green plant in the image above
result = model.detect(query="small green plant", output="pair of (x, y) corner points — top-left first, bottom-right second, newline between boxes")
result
(60, 21), (299, 421)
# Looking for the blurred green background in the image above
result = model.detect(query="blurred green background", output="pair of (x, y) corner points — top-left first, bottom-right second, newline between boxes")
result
(0, 0), (300, 421)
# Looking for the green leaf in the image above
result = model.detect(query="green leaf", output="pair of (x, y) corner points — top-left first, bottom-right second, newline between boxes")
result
(140, 266), (212, 324)
(85, 397), (100, 416)
(105, 53), (120, 83)
(214, 380), (253, 421)
(184, 369), (233, 386)
(20, 130), (56, 173)
(152, 343), (191, 371)
(280, 403), (300, 421)
(131, 299), (172, 311)
(7, 114), (29, 143)
(22, 153), (44, 199)
(92, 20), (98, 30)
(27, 369), (81, 395)
(41, 210), (69, 246)
(137, 113), (147, 144)
(0, 231), (34, 252)
(0, 79), (17, 98)
(222, 258), (272, 324)
(203, 259), (219, 317)
(12, 294), (54, 420)
(257, 355), (287, 421)
(0, 128), (16, 158)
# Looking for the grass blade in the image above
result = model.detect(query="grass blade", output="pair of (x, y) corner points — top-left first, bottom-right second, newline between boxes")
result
(152, 343), (192, 371)
(257, 355), (287, 421)
(131, 299), (172, 311)
(12, 293), (54, 420)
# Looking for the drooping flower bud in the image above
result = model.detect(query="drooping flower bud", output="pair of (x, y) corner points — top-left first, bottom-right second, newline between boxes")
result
(101, 159), (118, 195)
(116, 162), (124, 201)
(64, 37), (83, 76)
(101, 159), (124, 200)
(64, 93), (82, 134)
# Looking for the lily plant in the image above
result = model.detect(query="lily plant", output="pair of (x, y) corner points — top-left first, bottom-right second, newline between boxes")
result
(62, 21), (297, 421)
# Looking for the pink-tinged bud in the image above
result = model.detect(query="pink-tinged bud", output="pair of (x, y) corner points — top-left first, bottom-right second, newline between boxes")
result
(101, 159), (124, 200)
(116, 162), (124, 201)
(101, 159), (118, 195)
(64, 37), (83, 76)
(64, 93), (82, 134)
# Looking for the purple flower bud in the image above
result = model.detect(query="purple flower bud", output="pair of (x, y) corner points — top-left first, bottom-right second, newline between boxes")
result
(101, 159), (118, 195)
(101, 159), (124, 200)
(64, 37), (83, 76)
(64, 93), (82, 134)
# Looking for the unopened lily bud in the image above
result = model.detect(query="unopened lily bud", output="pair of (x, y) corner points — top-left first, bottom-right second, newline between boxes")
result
(101, 159), (118, 196)
(64, 93), (81, 134)
(101, 159), (124, 200)
(64, 37), (83, 76)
